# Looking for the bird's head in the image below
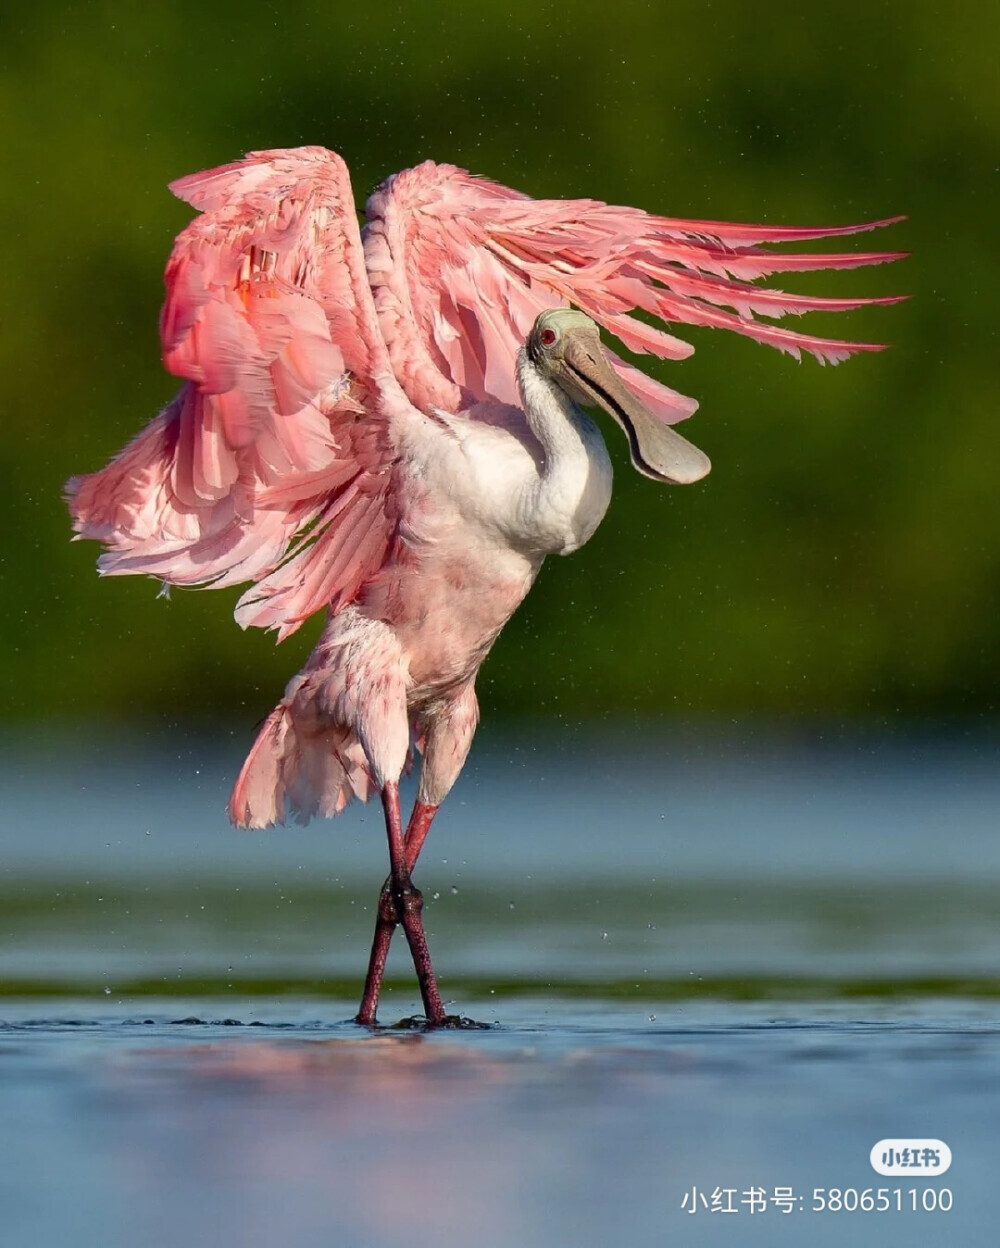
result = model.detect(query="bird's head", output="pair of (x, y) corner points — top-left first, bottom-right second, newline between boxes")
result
(526, 308), (710, 485)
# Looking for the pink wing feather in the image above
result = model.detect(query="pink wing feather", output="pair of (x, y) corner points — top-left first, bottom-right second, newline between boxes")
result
(67, 147), (410, 640)
(364, 161), (905, 425)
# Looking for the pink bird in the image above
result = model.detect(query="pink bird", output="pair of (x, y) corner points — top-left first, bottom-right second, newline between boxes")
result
(67, 147), (903, 1026)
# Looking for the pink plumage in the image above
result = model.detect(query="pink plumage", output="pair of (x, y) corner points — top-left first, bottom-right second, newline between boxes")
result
(67, 147), (904, 1024)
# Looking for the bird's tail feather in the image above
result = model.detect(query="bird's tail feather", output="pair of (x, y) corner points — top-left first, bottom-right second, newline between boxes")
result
(228, 704), (372, 828)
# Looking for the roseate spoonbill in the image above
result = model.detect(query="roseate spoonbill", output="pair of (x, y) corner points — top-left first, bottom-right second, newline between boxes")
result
(67, 147), (903, 1025)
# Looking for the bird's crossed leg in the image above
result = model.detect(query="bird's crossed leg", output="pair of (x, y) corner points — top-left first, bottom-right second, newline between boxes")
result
(355, 782), (453, 1027)
(354, 682), (485, 1028)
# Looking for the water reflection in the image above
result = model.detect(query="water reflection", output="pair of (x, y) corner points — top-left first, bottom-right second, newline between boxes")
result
(105, 1029), (586, 1248)
(2, 1002), (997, 1248)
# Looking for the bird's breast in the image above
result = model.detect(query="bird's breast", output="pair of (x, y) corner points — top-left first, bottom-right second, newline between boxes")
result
(369, 411), (611, 703)
(363, 534), (538, 704)
(524, 410), (613, 555)
(438, 407), (614, 558)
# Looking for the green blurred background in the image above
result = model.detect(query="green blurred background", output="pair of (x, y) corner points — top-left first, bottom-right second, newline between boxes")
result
(4, 0), (996, 726)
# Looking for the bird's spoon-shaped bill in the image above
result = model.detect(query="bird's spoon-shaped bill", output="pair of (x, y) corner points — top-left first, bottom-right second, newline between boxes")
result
(550, 322), (711, 485)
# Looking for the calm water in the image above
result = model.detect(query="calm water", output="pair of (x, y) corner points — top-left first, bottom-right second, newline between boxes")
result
(2, 721), (998, 1246)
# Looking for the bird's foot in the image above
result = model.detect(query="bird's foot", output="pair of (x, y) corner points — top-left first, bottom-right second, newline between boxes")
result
(388, 1012), (493, 1031)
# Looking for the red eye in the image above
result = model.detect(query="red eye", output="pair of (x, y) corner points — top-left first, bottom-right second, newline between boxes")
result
(540, 327), (557, 347)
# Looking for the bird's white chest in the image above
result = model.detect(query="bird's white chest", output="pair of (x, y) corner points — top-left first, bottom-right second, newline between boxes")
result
(377, 402), (612, 701)
(517, 409), (612, 555)
(428, 392), (613, 559)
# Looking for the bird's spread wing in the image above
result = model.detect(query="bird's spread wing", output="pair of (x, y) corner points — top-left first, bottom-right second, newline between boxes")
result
(364, 161), (905, 425)
(67, 147), (412, 640)
(68, 147), (904, 640)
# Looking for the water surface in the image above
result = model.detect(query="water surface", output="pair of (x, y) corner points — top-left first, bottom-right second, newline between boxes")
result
(1, 722), (997, 1245)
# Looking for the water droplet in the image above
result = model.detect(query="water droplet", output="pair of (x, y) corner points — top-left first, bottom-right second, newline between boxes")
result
(450, 886), (458, 895)
(432, 892), (440, 900)
(601, 931), (608, 941)
(648, 1014), (657, 1022)
(103, 986), (111, 995)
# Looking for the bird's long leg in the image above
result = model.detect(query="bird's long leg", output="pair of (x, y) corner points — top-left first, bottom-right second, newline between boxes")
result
(355, 884), (398, 1026)
(385, 783), (446, 1024)
(356, 686), (476, 1027)
(402, 799), (439, 874)
(355, 798), (440, 1025)
(355, 785), (445, 1026)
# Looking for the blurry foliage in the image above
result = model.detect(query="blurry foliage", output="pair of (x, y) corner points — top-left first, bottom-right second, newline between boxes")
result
(3, 0), (997, 723)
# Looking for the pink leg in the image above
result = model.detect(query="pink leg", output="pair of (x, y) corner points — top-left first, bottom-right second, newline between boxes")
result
(355, 788), (443, 1026)
(354, 887), (397, 1027)
(403, 800), (439, 873)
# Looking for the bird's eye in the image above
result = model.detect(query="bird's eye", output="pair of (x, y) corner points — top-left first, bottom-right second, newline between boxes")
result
(539, 327), (558, 347)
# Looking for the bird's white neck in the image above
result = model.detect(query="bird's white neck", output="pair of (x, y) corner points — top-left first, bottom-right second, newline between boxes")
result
(515, 349), (590, 464)
(513, 348), (613, 555)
